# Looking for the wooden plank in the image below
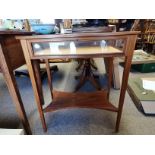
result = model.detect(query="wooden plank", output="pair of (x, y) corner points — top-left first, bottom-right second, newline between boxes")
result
(44, 90), (118, 113)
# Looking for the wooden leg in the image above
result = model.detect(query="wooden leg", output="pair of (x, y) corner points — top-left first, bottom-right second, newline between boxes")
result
(112, 58), (121, 89)
(75, 59), (101, 91)
(104, 57), (114, 99)
(90, 59), (97, 70)
(31, 60), (47, 132)
(20, 40), (47, 132)
(89, 76), (101, 90)
(33, 60), (45, 105)
(45, 59), (53, 99)
(76, 60), (84, 71)
(75, 73), (86, 91)
(104, 57), (120, 89)
(115, 56), (132, 132)
(115, 35), (137, 132)
(0, 44), (32, 135)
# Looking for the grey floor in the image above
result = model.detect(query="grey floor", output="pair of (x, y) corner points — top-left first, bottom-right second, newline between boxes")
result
(0, 58), (155, 135)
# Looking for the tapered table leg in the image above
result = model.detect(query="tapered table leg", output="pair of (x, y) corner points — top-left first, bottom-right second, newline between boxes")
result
(0, 44), (32, 135)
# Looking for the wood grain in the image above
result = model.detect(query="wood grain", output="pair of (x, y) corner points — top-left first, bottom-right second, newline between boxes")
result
(44, 90), (118, 113)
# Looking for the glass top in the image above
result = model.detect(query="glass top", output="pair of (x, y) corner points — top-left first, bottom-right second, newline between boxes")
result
(32, 40), (123, 56)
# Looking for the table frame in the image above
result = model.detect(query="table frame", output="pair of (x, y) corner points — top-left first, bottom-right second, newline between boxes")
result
(17, 32), (138, 132)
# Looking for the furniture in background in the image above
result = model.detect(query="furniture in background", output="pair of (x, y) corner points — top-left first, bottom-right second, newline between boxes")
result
(50, 20), (119, 90)
(119, 50), (155, 72)
(72, 26), (113, 91)
(75, 58), (101, 91)
(132, 20), (155, 53)
(128, 77), (155, 115)
(110, 49), (155, 92)
(142, 31), (155, 54)
(0, 30), (33, 134)
(17, 31), (138, 132)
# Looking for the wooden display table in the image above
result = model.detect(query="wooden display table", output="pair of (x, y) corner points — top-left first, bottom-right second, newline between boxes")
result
(17, 31), (139, 132)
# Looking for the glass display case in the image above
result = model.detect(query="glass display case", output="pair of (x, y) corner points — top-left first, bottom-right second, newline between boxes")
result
(17, 32), (139, 132)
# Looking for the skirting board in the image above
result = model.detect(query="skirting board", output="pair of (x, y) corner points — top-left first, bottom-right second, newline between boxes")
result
(0, 128), (24, 135)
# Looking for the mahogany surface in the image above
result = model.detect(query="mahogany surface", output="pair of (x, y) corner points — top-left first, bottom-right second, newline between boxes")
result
(44, 90), (118, 113)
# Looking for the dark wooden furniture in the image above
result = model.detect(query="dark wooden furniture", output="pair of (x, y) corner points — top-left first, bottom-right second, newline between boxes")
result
(0, 30), (33, 134)
(131, 20), (155, 52)
(17, 31), (139, 132)
(75, 59), (101, 91)
(73, 26), (113, 91)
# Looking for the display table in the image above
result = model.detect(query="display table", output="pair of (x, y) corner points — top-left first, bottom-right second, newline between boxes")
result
(17, 31), (138, 132)
(0, 30), (33, 134)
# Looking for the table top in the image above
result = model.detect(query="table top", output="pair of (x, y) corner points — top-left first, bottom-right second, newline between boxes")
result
(32, 40), (123, 56)
(16, 31), (140, 39)
(16, 31), (139, 59)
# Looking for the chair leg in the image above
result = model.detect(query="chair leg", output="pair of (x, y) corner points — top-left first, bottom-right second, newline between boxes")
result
(90, 59), (98, 70)
(76, 60), (84, 71)
(89, 76), (101, 90)
(41, 65), (58, 81)
(75, 59), (101, 91)
(75, 66), (87, 91)
(15, 70), (29, 77)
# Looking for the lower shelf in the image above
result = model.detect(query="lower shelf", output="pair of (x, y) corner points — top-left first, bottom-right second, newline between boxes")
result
(43, 90), (118, 113)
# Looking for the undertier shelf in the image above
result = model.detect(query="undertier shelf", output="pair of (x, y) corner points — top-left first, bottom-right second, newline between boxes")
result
(43, 90), (118, 113)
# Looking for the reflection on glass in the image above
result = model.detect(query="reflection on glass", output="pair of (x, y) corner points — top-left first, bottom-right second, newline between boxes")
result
(100, 40), (109, 52)
(100, 40), (107, 48)
(49, 43), (60, 54)
(70, 41), (76, 54)
(34, 43), (41, 49)
(32, 40), (123, 56)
